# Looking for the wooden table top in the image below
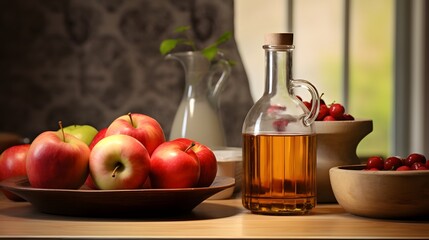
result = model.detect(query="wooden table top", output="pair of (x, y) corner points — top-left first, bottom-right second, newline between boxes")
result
(0, 194), (428, 239)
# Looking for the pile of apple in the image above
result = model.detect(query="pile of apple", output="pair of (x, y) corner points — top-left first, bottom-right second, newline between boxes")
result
(0, 113), (217, 201)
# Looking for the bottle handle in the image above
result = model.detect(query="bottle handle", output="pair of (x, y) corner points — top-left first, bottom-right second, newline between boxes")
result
(291, 79), (320, 126)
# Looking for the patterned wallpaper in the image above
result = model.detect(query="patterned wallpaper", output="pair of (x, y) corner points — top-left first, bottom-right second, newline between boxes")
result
(0, 0), (253, 147)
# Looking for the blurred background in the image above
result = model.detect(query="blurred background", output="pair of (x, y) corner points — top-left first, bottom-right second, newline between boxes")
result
(0, 0), (254, 148)
(236, 0), (429, 158)
(0, 0), (428, 158)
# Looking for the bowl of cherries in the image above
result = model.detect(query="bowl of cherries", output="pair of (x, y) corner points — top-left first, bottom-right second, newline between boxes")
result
(329, 153), (429, 219)
(301, 95), (373, 203)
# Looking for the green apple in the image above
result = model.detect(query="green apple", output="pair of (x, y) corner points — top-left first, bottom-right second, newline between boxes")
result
(61, 125), (98, 146)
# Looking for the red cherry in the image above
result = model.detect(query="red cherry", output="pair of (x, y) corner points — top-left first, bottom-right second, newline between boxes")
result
(267, 105), (287, 114)
(404, 153), (426, 167)
(368, 168), (380, 171)
(272, 119), (289, 132)
(426, 160), (429, 169)
(366, 156), (384, 170)
(329, 103), (345, 120)
(310, 93), (325, 106)
(323, 115), (336, 121)
(303, 101), (312, 111)
(384, 156), (402, 170)
(396, 165), (411, 171)
(319, 93), (326, 105)
(362, 168), (380, 171)
(411, 162), (425, 170)
(343, 113), (355, 120)
(316, 104), (329, 121)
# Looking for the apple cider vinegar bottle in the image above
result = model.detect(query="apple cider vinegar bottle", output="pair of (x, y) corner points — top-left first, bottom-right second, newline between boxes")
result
(242, 33), (320, 215)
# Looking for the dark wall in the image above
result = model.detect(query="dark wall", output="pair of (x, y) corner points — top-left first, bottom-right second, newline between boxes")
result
(0, 0), (253, 147)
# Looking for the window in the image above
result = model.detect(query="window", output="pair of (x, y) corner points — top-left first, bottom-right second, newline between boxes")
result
(293, 0), (393, 157)
(236, 0), (428, 158)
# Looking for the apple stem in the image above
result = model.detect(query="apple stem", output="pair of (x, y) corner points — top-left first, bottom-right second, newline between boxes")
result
(58, 121), (65, 142)
(185, 142), (196, 153)
(111, 164), (121, 178)
(128, 112), (134, 127)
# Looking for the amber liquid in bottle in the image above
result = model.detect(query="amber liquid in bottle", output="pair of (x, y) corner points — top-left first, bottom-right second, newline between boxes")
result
(242, 134), (317, 215)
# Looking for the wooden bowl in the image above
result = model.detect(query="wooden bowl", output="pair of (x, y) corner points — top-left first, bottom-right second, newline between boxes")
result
(315, 119), (373, 202)
(0, 176), (235, 217)
(209, 147), (242, 199)
(329, 165), (429, 219)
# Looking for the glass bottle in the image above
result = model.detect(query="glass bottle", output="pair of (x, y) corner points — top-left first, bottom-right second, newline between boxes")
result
(242, 33), (320, 215)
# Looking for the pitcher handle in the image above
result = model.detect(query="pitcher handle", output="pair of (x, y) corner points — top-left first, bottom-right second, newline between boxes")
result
(207, 59), (231, 101)
(291, 79), (320, 126)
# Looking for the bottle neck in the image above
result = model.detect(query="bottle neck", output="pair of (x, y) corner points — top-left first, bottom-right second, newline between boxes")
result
(264, 46), (294, 96)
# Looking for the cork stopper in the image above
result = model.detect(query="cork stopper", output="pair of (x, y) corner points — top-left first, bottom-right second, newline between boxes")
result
(264, 33), (293, 45)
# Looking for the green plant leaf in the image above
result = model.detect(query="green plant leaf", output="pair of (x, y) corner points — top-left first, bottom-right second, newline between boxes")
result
(227, 60), (237, 66)
(202, 46), (218, 61)
(202, 31), (232, 55)
(160, 39), (178, 55)
(182, 40), (196, 50)
(174, 26), (191, 33)
(160, 27), (233, 64)
(214, 31), (232, 46)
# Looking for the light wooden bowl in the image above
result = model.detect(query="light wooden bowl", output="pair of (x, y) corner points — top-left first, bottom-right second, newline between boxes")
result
(209, 147), (242, 199)
(315, 119), (373, 202)
(329, 165), (429, 219)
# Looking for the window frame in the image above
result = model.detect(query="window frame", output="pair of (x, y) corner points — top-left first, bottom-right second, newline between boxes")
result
(287, 0), (428, 157)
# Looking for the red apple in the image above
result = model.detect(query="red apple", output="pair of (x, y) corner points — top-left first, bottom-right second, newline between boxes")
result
(89, 128), (107, 150)
(26, 124), (90, 189)
(106, 113), (165, 155)
(84, 174), (98, 190)
(141, 176), (152, 189)
(172, 138), (217, 187)
(89, 134), (150, 190)
(0, 144), (30, 201)
(83, 128), (108, 190)
(150, 141), (200, 188)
